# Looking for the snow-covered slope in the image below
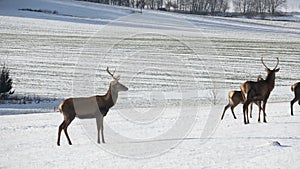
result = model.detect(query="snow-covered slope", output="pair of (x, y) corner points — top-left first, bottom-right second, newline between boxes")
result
(0, 0), (133, 23)
(0, 0), (299, 168)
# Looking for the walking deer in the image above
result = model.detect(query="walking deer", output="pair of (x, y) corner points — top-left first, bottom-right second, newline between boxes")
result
(57, 67), (128, 146)
(221, 75), (263, 120)
(291, 82), (300, 116)
(240, 57), (279, 124)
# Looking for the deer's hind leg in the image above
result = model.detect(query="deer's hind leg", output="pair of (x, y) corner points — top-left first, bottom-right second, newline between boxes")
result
(63, 116), (75, 145)
(221, 104), (230, 120)
(230, 106), (237, 119)
(291, 97), (297, 116)
(243, 100), (251, 124)
(57, 121), (66, 146)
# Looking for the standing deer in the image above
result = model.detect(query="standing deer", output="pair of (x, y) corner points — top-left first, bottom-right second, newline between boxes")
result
(221, 75), (263, 120)
(291, 82), (300, 116)
(221, 90), (244, 120)
(57, 67), (128, 146)
(240, 57), (279, 124)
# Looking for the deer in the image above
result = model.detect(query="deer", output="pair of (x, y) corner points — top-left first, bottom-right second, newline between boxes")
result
(57, 67), (128, 146)
(221, 75), (263, 120)
(291, 82), (300, 116)
(240, 57), (279, 124)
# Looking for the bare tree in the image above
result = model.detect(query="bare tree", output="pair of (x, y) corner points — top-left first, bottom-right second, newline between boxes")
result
(233, 0), (247, 13)
(209, 88), (220, 105)
(233, 0), (286, 15)
(268, 0), (287, 14)
(189, 0), (229, 14)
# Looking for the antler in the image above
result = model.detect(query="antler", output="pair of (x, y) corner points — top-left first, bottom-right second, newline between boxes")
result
(274, 57), (279, 69)
(261, 57), (269, 69)
(261, 57), (279, 70)
(106, 67), (119, 80)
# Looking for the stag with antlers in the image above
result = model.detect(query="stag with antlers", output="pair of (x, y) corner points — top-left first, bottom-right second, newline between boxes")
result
(291, 82), (300, 116)
(240, 57), (279, 124)
(57, 67), (128, 146)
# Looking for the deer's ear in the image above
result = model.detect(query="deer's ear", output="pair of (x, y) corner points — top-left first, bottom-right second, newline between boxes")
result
(275, 68), (280, 72)
(265, 68), (270, 72)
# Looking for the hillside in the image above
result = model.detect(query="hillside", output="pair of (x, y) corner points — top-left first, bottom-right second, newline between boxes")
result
(0, 0), (299, 168)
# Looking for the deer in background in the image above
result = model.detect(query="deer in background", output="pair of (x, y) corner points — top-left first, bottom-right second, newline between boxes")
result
(291, 82), (300, 116)
(221, 75), (263, 120)
(57, 67), (128, 146)
(240, 57), (279, 124)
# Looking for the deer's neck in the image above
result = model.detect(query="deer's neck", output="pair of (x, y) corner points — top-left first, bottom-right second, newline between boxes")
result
(265, 73), (275, 90)
(104, 85), (118, 109)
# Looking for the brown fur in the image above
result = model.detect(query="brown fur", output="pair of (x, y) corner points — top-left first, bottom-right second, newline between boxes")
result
(221, 90), (243, 120)
(240, 57), (279, 124)
(291, 82), (300, 115)
(57, 68), (128, 146)
(221, 76), (263, 120)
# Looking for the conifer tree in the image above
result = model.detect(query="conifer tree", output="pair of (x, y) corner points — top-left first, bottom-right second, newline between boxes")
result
(0, 63), (14, 98)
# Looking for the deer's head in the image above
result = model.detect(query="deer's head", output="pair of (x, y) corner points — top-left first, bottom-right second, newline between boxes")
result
(261, 57), (280, 81)
(110, 80), (128, 92)
(106, 67), (128, 93)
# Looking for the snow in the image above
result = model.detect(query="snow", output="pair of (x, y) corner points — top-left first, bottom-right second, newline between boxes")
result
(0, 0), (299, 168)
(1, 103), (300, 168)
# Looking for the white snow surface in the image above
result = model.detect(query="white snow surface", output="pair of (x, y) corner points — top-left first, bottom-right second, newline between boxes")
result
(0, 0), (300, 168)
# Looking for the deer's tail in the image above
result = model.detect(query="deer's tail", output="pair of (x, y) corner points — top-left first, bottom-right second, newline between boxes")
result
(228, 90), (235, 105)
(240, 83), (249, 101)
(291, 84), (295, 92)
(58, 102), (63, 113)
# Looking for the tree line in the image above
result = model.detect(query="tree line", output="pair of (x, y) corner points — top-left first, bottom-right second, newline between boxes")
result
(232, 0), (287, 15)
(80, 0), (287, 16)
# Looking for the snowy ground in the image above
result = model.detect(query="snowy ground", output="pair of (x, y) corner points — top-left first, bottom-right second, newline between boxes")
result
(0, 0), (300, 168)
(1, 102), (300, 168)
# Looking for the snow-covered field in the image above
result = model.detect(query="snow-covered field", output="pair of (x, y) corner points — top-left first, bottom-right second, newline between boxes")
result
(0, 0), (300, 168)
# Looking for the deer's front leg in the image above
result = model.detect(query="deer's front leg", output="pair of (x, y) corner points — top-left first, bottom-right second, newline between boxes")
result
(261, 100), (267, 123)
(101, 119), (105, 143)
(96, 114), (103, 144)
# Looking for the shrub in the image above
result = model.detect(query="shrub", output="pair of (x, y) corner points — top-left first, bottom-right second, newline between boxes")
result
(0, 63), (14, 98)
